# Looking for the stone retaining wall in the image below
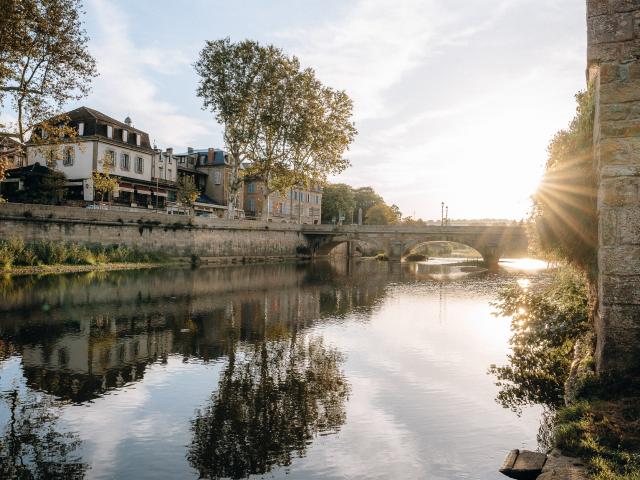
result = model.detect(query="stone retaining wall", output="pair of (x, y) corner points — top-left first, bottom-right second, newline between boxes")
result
(0, 203), (308, 259)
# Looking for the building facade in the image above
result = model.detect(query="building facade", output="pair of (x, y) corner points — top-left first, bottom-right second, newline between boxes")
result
(26, 107), (176, 208)
(0, 134), (25, 169)
(243, 178), (322, 224)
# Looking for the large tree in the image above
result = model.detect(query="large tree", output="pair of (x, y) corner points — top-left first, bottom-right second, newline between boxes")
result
(321, 183), (355, 224)
(365, 202), (399, 225)
(0, 0), (97, 144)
(353, 187), (384, 217)
(195, 38), (356, 221)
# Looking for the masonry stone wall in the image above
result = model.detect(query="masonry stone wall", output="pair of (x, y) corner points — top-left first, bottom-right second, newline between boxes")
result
(588, 0), (640, 374)
(0, 203), (308, 259)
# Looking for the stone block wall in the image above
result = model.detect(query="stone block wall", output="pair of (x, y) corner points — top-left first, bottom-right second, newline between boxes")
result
(0, 203), (308, 260)
(588, 0), (640, 374)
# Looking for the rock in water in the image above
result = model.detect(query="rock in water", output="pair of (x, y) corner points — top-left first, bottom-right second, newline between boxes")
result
(500, 449), (547, 480)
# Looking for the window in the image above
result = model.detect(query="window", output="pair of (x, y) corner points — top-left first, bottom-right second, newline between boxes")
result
(122, 130), (128, 142)
(248, 198), (256, 212)
(247, 182), (255, 193)
(167, 169), (172, 178)
(105, 150), (116, 167)
(136, 133), (141, 146)
(159, 166), (163, 178)
(107, 125), (113, 138)
(63, 146), (74, 166)
(120, 152), (130, 170)
(135, 156), (144, 174)
(78, 122), (84, 136)
(213, 171), (221, 185)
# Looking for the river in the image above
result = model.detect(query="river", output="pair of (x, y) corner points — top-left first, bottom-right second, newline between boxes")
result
(0, 259), (548, 479)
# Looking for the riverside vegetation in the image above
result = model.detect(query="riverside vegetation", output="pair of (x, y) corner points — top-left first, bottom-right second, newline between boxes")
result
(491, 88), (640, 480)
(0, 239), (169, 271)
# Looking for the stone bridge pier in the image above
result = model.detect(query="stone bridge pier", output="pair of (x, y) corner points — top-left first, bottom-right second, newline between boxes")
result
(588, 0), (640, 376)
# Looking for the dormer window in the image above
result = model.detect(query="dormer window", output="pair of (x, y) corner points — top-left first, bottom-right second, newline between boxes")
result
(78, 122), (84, 136)
(136, 133), (141, 146)
(122, 130), (128, 142)
(107, 125), (113, 138)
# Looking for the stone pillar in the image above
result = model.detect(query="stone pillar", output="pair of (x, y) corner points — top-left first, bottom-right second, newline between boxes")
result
(588, 0), (640, 375)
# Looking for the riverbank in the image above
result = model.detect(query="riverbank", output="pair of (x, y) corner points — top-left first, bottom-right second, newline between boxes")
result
(492, 268), (640, 480)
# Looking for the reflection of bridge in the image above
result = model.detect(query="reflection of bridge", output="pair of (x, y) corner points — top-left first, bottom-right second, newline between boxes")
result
(302, 224), (529, 265)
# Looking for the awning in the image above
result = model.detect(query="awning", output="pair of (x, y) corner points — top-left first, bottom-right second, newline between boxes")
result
(135, 187), (151, 195)
(118, 186), (134, 193)
(153, 191), (168, 197)
(65, 181), (83, 186)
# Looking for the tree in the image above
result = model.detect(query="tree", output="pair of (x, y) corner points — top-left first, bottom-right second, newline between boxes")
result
(195, 38), (356, 221)
(194, 39), (283, 219)
(390, 204), (402, 222)
(365, 202), (399, 225)
(353, 187), (384, 216)
(0, 0), (97, 145)
(531, 90), (597, 281)
(321, 183), (355, 224)
(177, 176), (200, 209)
(92, 151), (117, 204)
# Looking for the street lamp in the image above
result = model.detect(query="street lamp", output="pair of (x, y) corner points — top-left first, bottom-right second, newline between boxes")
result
(445, 205), (449, 225)
(441, 202), (444, 226)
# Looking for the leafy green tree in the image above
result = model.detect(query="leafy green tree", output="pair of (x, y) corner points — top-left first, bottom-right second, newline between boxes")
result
(532, 90), (596, 280)
(92, 151), (117, 204)
(321, 183), (355, 224)
(0, 0), (97, 144)
(365, 202), (398, 225)
(353, 187), (384, 216)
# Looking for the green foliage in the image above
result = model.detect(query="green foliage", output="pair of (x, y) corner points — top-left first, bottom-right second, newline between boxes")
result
(321, 183), (355, 223)
(365, 202), (399, 225)
(0, 239), (169, 269)
(532, 89), (597, 278)
(488, 267), (590, 412)
(353, 186), (383, 215)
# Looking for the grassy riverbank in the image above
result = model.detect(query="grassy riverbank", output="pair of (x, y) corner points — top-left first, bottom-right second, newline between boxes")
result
(0, 239), (171, 274)
(491, 267), (640, 479)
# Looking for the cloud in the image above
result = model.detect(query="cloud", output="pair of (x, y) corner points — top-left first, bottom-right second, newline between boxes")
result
(84, 0), (213, 149)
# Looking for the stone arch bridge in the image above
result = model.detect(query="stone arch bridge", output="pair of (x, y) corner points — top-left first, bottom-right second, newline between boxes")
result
(302, 224), (529, 265)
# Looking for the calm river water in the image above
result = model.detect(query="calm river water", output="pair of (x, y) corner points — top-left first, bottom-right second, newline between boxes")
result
(0, 259), (548, 479)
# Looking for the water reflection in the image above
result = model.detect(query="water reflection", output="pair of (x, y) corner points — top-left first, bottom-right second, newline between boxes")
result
(0, 389), (87, 478)
(0, 260), (546, 479)
(188, 336), (349, 479)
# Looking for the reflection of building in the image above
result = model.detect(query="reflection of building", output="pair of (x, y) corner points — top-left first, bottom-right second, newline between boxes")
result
(243, 176), (322, 224)
(25, 106), (176, 208)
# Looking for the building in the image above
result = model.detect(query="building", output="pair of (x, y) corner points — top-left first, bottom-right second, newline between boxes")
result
(0, 133), (25, 169)
(175, 147), (242, 217)
(26, 106), (176, 208)
(243, 178), (322, 224)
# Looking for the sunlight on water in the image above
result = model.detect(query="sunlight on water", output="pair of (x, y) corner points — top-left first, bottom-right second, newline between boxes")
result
(500, 258), (551, 272)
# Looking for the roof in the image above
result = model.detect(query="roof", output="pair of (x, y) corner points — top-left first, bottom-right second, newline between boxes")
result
(67, 106), (148, 135)
(5, 162), (55, 178)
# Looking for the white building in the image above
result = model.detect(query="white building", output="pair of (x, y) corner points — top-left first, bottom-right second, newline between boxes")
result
(26, 106), (176, 208)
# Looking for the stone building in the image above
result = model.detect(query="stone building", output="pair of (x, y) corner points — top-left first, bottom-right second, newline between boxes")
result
(243, 178), (322, 224)
(26, 106), (176, 208)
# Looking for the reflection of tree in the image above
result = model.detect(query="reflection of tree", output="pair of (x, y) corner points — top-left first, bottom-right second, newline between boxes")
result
(0, 389), (87, 479)
(188, 335), (349, 479)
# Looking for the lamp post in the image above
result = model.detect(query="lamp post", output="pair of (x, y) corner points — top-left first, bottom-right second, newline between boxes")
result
(441, 202), (444, 226)
(445, 205), (448, 226)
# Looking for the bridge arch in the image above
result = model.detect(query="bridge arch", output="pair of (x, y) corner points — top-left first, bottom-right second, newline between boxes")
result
(402, 239), (483, 261)
(314, 236), (384, 257)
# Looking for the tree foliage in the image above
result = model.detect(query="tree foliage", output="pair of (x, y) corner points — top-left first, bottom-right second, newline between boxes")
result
(489, 268), (590, 413)
(92, 151), (117, 203)
(321, 183), (355, 223)
(532, 90), (597, 278)
(353, 187), (383, 216)
(194, 38), (356, 220)
(365, 202), (399, 225)
(177, 175), (200, 207)
(0, 0), (97, 144)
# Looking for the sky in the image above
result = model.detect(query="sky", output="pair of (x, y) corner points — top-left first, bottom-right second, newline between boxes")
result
(70, 0), (586, 220)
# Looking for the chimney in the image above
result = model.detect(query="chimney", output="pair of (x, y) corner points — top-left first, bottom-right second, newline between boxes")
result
(166, 147), (173, 155)
(124, 116), (132, 126)
(208, 147), (215, 164)
(187, 147), (194, 154)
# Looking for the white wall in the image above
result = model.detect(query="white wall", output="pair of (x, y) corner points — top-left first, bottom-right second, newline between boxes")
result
(27, 141), (94, 179)
(96, 142), (152, 182)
